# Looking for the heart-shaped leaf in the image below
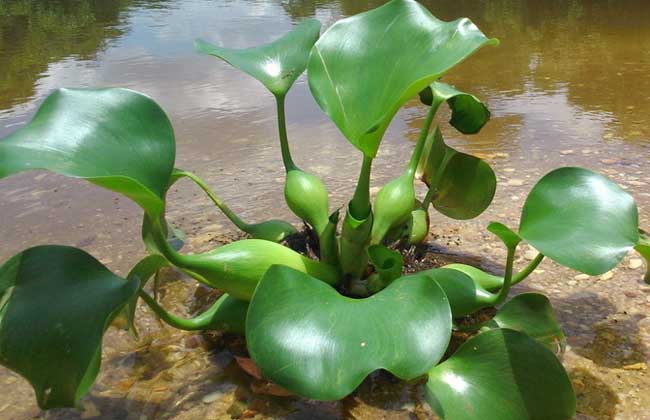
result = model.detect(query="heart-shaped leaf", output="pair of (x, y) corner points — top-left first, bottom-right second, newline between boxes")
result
(419, 81), (490, 134)
(425, 329), (576, 420)
(483, 293), (565, 354)
(195, 19), (321, 97)
(246, 265), (452, 400)
(307, 0), (497, 157)
(0, 88), (176, 218)
(519, 167), (639, 275)
(420, 128), (496, 220)
(0, 246), (139, 409)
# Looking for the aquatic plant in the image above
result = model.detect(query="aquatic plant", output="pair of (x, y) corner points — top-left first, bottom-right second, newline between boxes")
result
(0, 0), (647, 418)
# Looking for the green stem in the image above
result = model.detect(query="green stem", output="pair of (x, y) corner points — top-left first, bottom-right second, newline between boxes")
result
(490, 245), (517, 306)
(148, 216), (188, 265)
(175, 170), (250, 231)
(138, 290), (220, 331)
(406, 99), (441, 179)
(512, 253), (544, 285)
(276, 94), (297, 172)
(421, 186), (437, 209)
(349, 154), (373, 219)
(644, 265), (650, 285)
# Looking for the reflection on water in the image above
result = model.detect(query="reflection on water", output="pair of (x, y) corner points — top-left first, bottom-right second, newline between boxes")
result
(1, 0), (650, 418)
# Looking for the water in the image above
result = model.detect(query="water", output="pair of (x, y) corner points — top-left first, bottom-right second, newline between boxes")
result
(1, 1), (650, 418)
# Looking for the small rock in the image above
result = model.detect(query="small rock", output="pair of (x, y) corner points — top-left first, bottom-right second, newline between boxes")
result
(524, 250), (537, 260)
(560, 150), (574, 155)
(202, 390), (224, 404)
(600, 158), (617, 164)
(623, 362), (647, 371)
(507, 179), (525, 186)
(503, 168), (516, 173)
(568, 280), (577, 286)
(574, 274), (590, 281)
(600, 271), (614, 281)
(629, 258), (644, 269)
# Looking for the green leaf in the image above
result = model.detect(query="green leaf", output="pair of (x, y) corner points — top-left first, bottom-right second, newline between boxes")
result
(246, 265), (452, 400)
(483, 293), (565, 354)
(419, 81), (490, 134)
(0, 246), (139, 409)
(307, 0), (497, 157)
(415, 268), (494, 317)
(420, 128), (496, 220)
(195, 19), (321, 97)
(487, 222), (521, 250)
(0, 88), (175, 218)
(425, 329), (576, 420)
(519, 167), (639, 275)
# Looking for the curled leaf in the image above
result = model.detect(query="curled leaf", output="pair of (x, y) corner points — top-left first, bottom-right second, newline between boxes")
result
(308, 0), (497, 157)
(0, 88), (175, 218)
(420, 81), (490, 134)
(196, 19), (321, 97)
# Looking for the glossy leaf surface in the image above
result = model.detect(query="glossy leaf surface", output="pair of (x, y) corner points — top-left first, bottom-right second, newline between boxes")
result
(484, 293), (565, 353)
(0, 88), (175, 218)
(426, 329), (576, 420)
(307, 0), (497, 157)
(519, 167), (639, 275)
(246, 266), (452, 400)
(195, 19), (320, 97)
(419, 81), (490, 134)
(0, 246), (138, 409)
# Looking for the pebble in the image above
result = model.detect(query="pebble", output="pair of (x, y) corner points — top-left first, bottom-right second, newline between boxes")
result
(623, 362), (647, 371)
(629, 258), (644, 269)
(202, 390), (225, 404)
(600, 271), (614, 281)
(524, 250), (537, 260)
(507, 179), (525, 186)
(574, 274), (590, 281)
(568, 280), (577, 286)
(560, 150), (574, 155)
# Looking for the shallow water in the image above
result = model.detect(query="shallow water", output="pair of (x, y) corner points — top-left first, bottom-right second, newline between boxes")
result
(1, 0), (650, 419)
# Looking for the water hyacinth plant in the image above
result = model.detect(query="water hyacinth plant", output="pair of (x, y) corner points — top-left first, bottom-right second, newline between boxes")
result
(0, 0), (648, 418)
